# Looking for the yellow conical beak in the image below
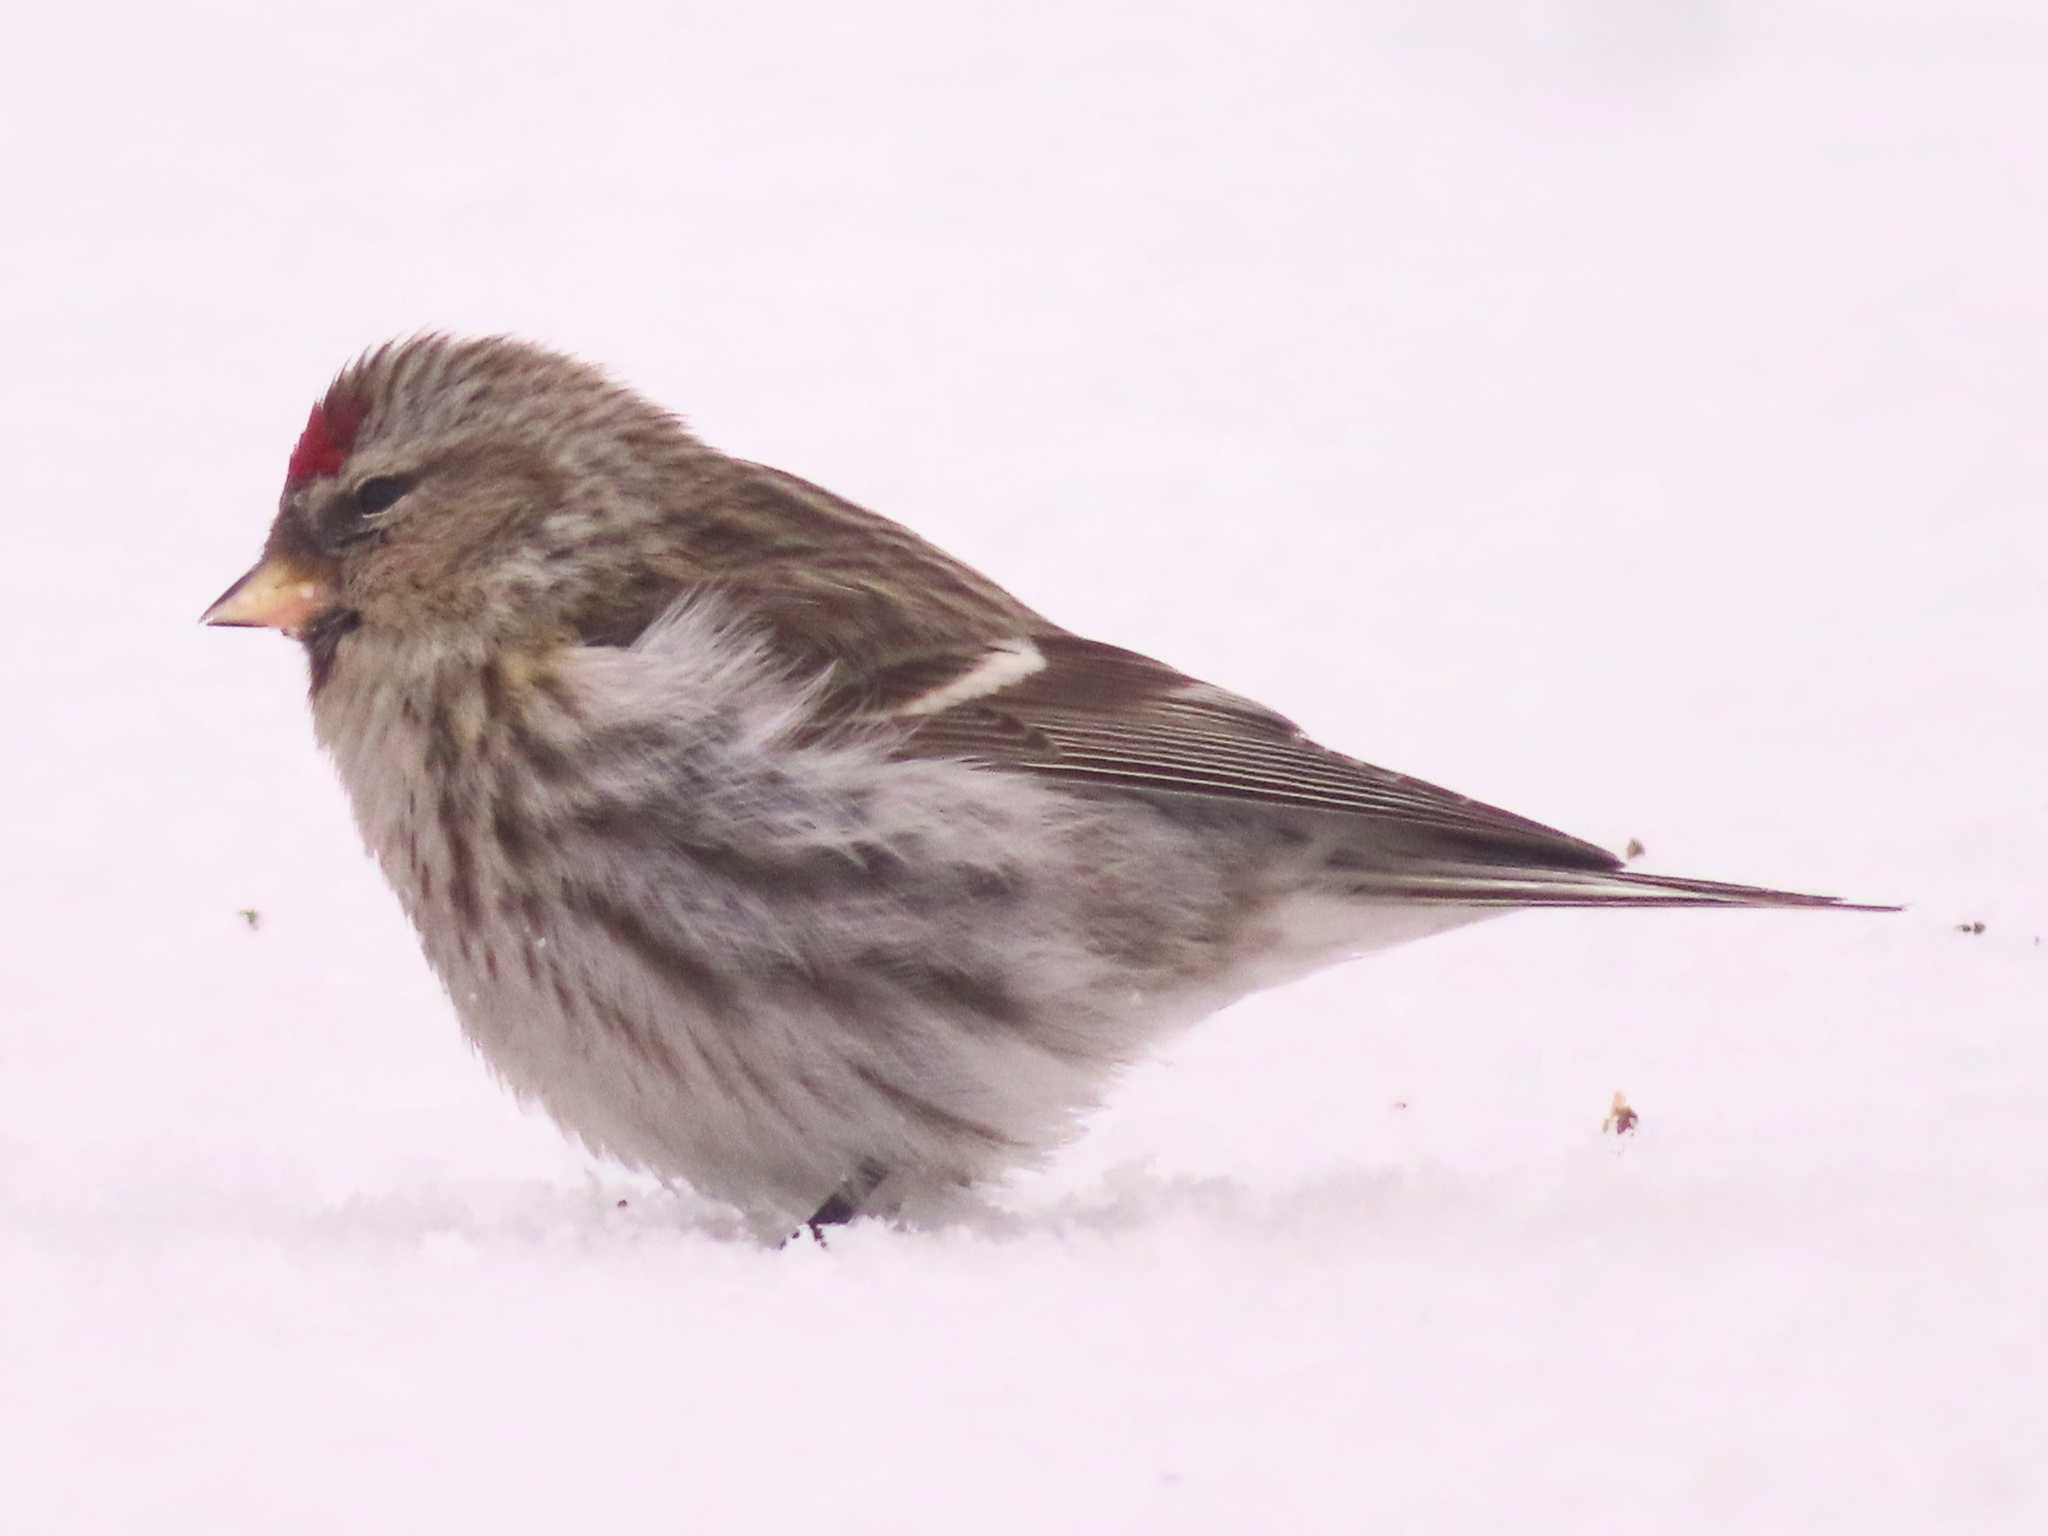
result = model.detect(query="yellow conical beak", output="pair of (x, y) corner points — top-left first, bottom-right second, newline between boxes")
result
(201, 555), (337, 633)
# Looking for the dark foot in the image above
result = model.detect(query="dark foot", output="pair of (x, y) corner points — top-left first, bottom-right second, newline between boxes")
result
(789, 1161), (888, 1247)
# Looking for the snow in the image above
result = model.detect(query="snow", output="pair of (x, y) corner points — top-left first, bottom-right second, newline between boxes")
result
(3, 1), (2043, 1529)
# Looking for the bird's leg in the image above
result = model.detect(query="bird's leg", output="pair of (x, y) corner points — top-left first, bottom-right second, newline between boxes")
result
(793, 1159), (889, 1246)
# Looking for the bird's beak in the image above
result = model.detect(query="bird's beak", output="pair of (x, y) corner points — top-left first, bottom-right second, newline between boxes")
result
(201, 555), (337, 633)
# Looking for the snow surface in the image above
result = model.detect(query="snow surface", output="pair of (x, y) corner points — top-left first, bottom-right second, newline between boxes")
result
(3, 2), (2043, 1530)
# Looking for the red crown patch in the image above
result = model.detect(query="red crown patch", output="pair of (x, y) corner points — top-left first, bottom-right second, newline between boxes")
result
(285, 393), (366, 487)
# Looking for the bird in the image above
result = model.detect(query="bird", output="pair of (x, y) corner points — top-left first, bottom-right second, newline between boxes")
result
(203, 335), (1889, 1234)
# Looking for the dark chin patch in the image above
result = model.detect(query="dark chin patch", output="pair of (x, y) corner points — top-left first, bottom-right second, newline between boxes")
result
(302, 609), (363, 694)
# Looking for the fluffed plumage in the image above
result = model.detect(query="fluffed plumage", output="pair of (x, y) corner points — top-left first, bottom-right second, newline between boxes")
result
(204, 335), (1888, 1229)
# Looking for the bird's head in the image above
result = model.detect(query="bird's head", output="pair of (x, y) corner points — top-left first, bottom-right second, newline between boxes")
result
(202, 336), (707, 683)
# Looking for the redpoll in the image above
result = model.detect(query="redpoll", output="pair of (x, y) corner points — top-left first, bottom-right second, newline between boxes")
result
(204, 336), (1887, 1230)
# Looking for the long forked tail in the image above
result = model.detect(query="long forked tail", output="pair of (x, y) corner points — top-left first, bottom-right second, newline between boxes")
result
(1343, 864), (1900, 912)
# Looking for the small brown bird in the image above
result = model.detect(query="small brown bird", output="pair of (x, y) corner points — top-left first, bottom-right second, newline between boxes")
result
(204, 336), (1887, 1231)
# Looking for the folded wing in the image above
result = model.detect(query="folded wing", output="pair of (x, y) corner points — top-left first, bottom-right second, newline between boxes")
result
(825, 633), (1889, 911)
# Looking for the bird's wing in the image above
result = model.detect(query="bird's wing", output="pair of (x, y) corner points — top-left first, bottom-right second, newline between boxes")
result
(822, 632), (1622, 870)
(568, 458), (1047, 666)
(570, 459), (1880, 911)
(818, 632), (1887, 910)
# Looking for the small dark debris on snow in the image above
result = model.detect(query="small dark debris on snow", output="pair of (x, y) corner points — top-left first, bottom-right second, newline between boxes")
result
(1624, 838), (1646, 861)
(1602, 1091), (1639, 1136)
(615, 1198), (629, 1209)
(1955, 920), (1986, 936)
(238, 908), (262, 932)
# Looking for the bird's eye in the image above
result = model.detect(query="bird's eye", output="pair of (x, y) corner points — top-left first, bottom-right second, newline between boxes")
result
(317, 474), (414, 551)
(353, 476), (413, 516)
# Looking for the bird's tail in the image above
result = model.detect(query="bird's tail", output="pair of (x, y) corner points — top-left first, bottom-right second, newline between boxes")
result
(1334, 864), (1898, 912)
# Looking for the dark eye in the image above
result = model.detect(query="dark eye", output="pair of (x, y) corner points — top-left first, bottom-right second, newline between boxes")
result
(317, 481), (413, 561)
(320, 475), (414, 550)
(353, 475), (413, 516)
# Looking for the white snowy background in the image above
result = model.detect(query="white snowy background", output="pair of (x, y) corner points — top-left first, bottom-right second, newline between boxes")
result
(3, 1), (2042, 1530)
